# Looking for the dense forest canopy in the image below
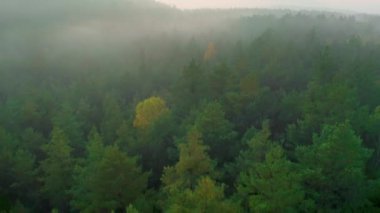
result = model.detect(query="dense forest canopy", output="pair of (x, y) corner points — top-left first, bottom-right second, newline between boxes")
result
(1, 0), (380, 212)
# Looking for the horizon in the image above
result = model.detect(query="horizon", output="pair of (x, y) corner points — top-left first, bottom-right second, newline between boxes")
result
(156, 0), (380, 15)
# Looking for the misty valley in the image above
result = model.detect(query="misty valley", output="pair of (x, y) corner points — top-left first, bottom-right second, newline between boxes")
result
(1, 0), (380, 212)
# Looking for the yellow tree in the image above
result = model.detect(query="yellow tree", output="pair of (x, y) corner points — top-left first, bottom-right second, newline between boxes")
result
(161, 128), (239, 212)
(161, 128), (214, 192)
(133, 96), (169, 130)
(167, 177), (240, 213)
(203, 42), (217, 61)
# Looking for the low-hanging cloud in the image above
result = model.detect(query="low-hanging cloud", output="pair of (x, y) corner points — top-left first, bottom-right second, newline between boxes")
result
(156, 0), (380, 14)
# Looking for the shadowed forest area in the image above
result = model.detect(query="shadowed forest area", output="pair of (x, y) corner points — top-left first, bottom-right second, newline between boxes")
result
(1, 0), (380, 212)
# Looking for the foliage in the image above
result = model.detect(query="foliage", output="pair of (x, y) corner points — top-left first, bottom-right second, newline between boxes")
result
(39, 127), (73, 211)
(0, 5), (380, 212)
(193, 102), (237, 163)
(162, 128), (215, 192)
(238, 122), (311, 212)
(166, 177), (240, 213)
(71, 129), (148, 212)
(296, 122), (373, 211)
(204, 42), (217, 61)
(134, 96), (170, 130)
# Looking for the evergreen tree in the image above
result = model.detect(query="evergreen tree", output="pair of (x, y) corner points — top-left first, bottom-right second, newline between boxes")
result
(296, 122), (373, 211)
(207, 64), (236, 100)
(10, 149), (38, 208)
(71, 129), (148, 212)
(101, 94), (124, 144)
(172, 60), (207, 115)
(194, 102), (237, 164)
(132, 96), (174, 187)
(237, 122), (309, 212)
(52, 103), (84, 156)
(166, 177), (240, 213)
(162, 128), (238, 212)
(162, 128), (215, 192)
(39, 127), (73, 211)
(288, 81), (360, 146)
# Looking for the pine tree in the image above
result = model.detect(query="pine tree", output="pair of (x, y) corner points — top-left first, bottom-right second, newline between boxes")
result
(39, 127), (73, 211)
(167, 177), (240, 213)
(194, 102), (237, 164)
(172, 60), (207, 115)
(162, 128), (214, 192)
(237, 122), (309, 212)
(71, 129), (148, 212)
(162, 128), (238, 212)
(296, 122), (373, 211)
(101, 94), (124, 144)
(52, 103), (84, 155)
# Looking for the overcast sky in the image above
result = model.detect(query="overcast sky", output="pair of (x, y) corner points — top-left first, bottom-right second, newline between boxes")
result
(156, 0), (380, 14)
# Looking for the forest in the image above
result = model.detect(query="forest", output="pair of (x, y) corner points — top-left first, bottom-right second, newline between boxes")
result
(1, 0), (380, 212)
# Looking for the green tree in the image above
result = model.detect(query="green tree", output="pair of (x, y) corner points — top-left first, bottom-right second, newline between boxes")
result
(366, 106), (380, 178)
(21, 128), (47, 160)
(20, 99), (43, 130)
(162, 128), (215, 192)
(296, 122), (373, 211)
(10, 149), (38, 208)
(172, 60), (207, 115)
(288, 81), (360, 146)
(115, 120), (136, 153)
(135, 111), (177, 188)
(194, 102), (237, 164)
(0, 128), (38, 211)
(313, 46), (337, 84)
(237, 122), (309, 212)
(129, 96), (175, 188)
(126, 204), (139, 213)
(238, 121), (272, 165)
(166, 176), (240, 213)
(161, 128), (238, 212)
(101, 94), (124, 144)
(239, 72), (260, 98)
(39, 127), (73, 211)
(0, 128), (17, 210)
(71, 129), (148, 212)
(52, 103), (84, 156)
(207, 64), (236, 100)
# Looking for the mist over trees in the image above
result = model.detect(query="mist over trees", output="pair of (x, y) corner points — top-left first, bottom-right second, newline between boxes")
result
(1, 0), (380, 212)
